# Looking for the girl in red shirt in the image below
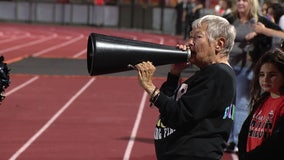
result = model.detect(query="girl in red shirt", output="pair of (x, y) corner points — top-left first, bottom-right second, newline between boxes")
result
(238, 48), (284, 160)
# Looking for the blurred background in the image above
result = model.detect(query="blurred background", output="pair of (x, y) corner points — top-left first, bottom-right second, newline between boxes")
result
(0, 0), (220, 36)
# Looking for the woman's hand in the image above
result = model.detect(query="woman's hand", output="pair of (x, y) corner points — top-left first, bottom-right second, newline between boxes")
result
(252, 22), (266, 34)
(245, 32), (257, 41)
(245, 22), (268, 40)
(135, 61), (156, 94)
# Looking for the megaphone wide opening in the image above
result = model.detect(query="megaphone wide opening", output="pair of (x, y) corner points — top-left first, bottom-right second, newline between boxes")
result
(87, 33), (96, 75)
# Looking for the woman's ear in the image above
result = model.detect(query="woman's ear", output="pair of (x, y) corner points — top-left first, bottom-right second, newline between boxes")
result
(216, 37), (225, 52)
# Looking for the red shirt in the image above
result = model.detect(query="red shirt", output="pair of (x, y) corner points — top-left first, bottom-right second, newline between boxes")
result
(247, 96), (284, 151)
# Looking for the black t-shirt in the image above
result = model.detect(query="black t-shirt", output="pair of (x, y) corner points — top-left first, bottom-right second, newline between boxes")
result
(153, 63), (236, 160)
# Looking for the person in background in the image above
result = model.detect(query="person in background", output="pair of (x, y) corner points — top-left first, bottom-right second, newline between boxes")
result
(261, 0), (273, 21)
(214, 0), (232, 16)
(223, 0), (282, 153)
(238, 47), (284, 160)
(267, 2), (284, 30)
(183, 0), (204, 39)
(0, 56), (10, 104)
(175, 0), (187, 35)
(134, 15), (236, 160)
(265, 2), (284, 49)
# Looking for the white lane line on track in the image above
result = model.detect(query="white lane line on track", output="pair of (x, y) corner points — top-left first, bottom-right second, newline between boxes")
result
(32, 34), (85, 57)
(0, 33), (31, 44)
(123, 91), (148, 160)
(5, 76), (39, 96)
(73, 48), (86, 58)
(0, 34), (58, 54)
(9, 77), (96, 160)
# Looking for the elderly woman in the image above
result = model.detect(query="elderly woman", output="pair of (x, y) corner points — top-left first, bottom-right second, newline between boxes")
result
(135, 15), (237, 160)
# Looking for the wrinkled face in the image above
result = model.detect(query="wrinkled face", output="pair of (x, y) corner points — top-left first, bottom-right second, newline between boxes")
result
(236, 0), (250, 14)
(259, 63), (284, 96)
(188, 23), (216, 68)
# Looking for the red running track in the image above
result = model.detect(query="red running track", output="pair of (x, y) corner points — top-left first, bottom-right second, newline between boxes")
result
(0, 22), (238, 160)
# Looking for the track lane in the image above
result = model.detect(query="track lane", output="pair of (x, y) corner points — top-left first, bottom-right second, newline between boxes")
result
(0, 76), (93, 159)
